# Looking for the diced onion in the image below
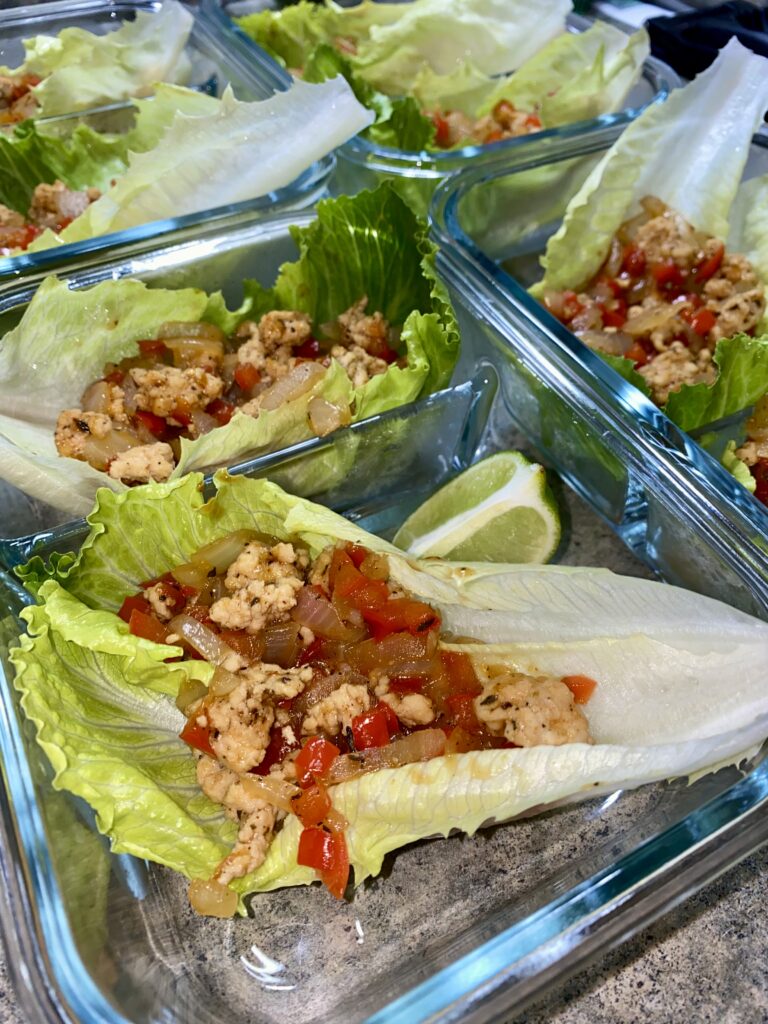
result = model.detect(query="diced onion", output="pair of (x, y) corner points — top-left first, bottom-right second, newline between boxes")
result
(81, 381), (111, 414)
(190, 530), (259, 574)
(579, 329), (633, 356)
(171, 559), (214, 588)
(82, 428), (140, 470)
(169, 614), (240, 667)
(209, 666), (242, 697)
(259, 362), (327, 411)
(240, 774), (297, 813)
(188, 879), (237, 918)
(175, 677), (208, 713)
(623, 304), (680, 338)
(190, 409), (219, 436)
(324, 729), (446, 785)
(122, 376), (138, 413)
(158, 321), (225, 343)
(605, 236), (623, 278)
(308, 397), (350, 437)
(291, 587), (362, 642)
(263, 621), (301, 667)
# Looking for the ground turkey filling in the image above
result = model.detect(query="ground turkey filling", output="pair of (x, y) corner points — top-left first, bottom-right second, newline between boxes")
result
(0, 73), (40, 126)
(0, 180), (100, 253)
(542, 196), (768, 503)
(118, 534), (597, 916)
(427, 100), (543, 149)
(54, 298), (401, 484)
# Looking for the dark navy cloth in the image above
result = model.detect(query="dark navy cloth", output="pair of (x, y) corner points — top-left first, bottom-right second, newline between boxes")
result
(648, 2), (768, 79)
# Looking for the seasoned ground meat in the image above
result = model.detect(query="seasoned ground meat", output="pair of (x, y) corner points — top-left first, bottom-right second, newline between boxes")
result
(474, 672), (591, 747)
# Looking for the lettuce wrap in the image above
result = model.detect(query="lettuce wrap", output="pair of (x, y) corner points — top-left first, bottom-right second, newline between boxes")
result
(0, 77), (371, 254)
(533, 39), (768, 438)
(11, 472), (768, 906)
(1, 0), (194, 118)
(237, 1), (647, 154)
(0, 183), (459, 515)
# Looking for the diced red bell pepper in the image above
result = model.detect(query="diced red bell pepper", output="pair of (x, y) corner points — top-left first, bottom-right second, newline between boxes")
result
(561, 674), (598, 704)
(297, 827), (349, 899)
(334, 562), (390, 611)
(694, 243), (724, 283)
(483, 129), (504, 144)
(251, 724), (300, 776)
(625, 339), (654, 368)
(179, 718), (216, 758)
(688, 308), (716, 336)
(524, 113), (542, 129)
(621, 245), (646, 278)
(440, 651), (481, 695)
(295, 736), (340, 788)
(139, 339), (167, 356)
(295, 337), (321, 359)
(345, 543), (370, 569)
(128, 608), (172, 645)
(559, 290), (585, 323)
(431, 112), (451, 148)
(599, 297), (627, 329)
(652, 261), (685, 290)
(103, 369), (125, 386)
(351, 707), (390, 749)
(291, 782), (331, 828)
(205, 398), (235, 425)
(135, 409), (167, 438)
(389, 676), (425, 695)
(752, 458), (768, 507)
(375, 700), (399, 735)
(118, 593), (151, 623)
(171, 400), (192, 427)
(445, 692), (484, 735)
(234, 362), (260, 391)
(364, 597), (441, 637)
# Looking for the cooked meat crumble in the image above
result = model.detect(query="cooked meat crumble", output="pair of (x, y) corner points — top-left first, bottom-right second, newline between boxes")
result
(54, 298), (404, 481)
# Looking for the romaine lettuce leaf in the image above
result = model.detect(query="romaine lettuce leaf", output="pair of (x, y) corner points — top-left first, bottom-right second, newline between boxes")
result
(722, 439), (757, 494)
(11, 474), (768, 902)
(0, 185), (458, 515)
(537, 39), (768, 294)
(33, 78), (372, 249)
(13, 0), (194, 117)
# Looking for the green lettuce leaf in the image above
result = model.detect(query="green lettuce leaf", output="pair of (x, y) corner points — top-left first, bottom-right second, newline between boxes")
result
(0, 121), (128, 214)
(12, 0), (194, 117)
(32, 78), (372, 250)
(537, 39), (768, 294)
(663, 335), (768, 433)
(11, 474), (768, 902)
(722, 439), (756, 494)
(479, 22), (649, 127)
(0, 185), (458, 515)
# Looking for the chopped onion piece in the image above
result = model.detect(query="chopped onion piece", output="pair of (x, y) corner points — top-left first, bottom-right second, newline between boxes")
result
(189, 879), (237, 918)
(169, 614), (241, 668)
(171, 559), (214, 588)
(259, 362), (327, 411)
(579, 329), (633, 356)
(81, 381), (111, 414)
(240, 774), (297, 813)
(176, 677), (208, 713)
(263, 621), (301, 667)
(190, 409), (219, 436)
(82, 428), (140, 471)
(158, 321), (225, 343)
(308, 396), (350, 437)
(324, 729), (446, 785)
(209, 666), (242, 697)
(190, 530), (260, 573)
(291, 587), (362, 641)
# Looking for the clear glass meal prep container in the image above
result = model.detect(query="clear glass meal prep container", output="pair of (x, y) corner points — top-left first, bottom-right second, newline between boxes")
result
(2, 208), (768, 1023)
(203, 0), (680, 212)
(0, 0), (335, 279)
(431, 124), (768, 619)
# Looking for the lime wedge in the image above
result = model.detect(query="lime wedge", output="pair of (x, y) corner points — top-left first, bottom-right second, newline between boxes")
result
(393, 452), (561, 563)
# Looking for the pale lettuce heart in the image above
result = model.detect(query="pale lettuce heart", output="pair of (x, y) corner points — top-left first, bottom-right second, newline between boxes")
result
(19, 1), (194, 116)
(351, 0), (570, 94)
(41, 78), (372, 247)
(11, 473), (768, 901)
(537, 38), (768, 294)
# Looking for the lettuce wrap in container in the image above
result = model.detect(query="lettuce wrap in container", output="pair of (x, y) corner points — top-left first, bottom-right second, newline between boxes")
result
(531, 39), (768, 506)
(0, 76), (371, 255)
(237, 0), (648, 153)
(0, 184), (459, 515)
(11, 472), (768, 915)
(0, 0), (194, 123)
